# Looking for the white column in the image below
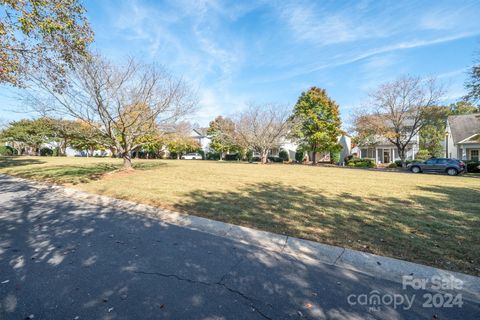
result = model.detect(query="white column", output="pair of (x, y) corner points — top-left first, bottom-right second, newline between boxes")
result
(375, 148), (379, 163)
(392, 148), (395, 162)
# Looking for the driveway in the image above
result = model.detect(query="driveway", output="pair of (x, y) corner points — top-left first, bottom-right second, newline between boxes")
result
(0, 175), (478, 319)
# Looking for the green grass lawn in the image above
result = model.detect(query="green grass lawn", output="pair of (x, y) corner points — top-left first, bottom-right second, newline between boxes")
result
(1, 156), (479, 276)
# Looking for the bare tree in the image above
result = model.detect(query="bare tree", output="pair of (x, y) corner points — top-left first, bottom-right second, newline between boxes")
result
(25, 55), (196, 169)
(353, 76), (444, 167)
(234, 103), (292, 164)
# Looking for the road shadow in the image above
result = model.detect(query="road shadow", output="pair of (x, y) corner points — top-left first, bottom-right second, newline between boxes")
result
(1, 175), (478, 319)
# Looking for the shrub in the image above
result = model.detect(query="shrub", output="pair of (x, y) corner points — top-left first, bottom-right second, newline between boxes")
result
(466, 161), (480, 173)
(40, 147), (53, 156)
(0, 145), (17, 156)
(346, 158), (376, 168)
(394, 159), (414, 166)
(295, 150), (304, 162)
(206, 152), (220, 160)
(415, 149), (430, 161)
(225, 153), (239, 161)
(246, 150), (253, 162)
(330, 150), (341, 164)
(278, 149), (289, 162)
(197, 150), (205, 160)
(344, 154), (354, 163)
(387, 163), (398, 168)
(267, 156), (283, 163)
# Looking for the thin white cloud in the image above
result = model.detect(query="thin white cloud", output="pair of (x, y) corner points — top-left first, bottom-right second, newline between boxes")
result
(251, 31), (480, 84)
(275, 1), (402, 46)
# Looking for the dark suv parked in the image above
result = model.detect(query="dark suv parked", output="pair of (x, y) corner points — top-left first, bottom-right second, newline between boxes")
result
(407, 158), (466, 176)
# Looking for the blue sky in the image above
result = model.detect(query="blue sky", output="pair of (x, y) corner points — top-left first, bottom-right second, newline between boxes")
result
(1, 0), (480, 129)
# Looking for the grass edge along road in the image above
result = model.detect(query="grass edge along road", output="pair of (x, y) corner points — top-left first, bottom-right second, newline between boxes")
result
(1, 156), (479, 276)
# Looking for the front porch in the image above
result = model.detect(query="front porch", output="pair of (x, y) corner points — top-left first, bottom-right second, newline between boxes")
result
(359, 146), (416, 164)
(459, 145), (480, 161)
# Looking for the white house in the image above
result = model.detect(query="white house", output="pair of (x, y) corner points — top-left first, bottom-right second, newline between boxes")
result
(445, 113), (480, 161)
(357, 135), (419, 164)
(275, 135), (352, 162)
(191, 128), (212, 154)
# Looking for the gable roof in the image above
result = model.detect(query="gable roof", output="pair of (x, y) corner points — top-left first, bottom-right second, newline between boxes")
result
(448, 113), (480, 144)
(192, 128), (208, 137)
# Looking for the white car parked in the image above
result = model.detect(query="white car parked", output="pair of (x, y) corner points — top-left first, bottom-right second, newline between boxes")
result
(181, 152), (202, 160)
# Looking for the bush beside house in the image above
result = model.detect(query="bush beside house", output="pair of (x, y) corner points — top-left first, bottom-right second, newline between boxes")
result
(0, 146), (17, 156)
(466, 161), (480, 173)
(278, 149), (289, 162)
(415, 149), (430, 161)
(346, 158), (376, 168)
(40, 147), (54, 156)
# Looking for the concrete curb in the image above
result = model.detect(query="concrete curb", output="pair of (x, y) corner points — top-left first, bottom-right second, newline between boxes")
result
(3, 174), (479, 302)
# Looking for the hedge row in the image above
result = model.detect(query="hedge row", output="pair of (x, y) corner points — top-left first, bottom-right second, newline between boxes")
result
(466, 161), (480, 173)
(346, 158), (376, 168)
(0, 146), (18, 156)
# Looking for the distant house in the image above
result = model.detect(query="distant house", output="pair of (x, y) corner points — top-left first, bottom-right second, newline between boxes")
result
(357, 133), (419, 164)
(191, 128), (212, 154)
(64, 147), (111, 157)
(273, 135), (351, 163)
(445, 113), (480, 161)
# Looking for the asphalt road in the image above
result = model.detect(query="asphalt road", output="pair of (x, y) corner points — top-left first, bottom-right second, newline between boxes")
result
(0, 175), (478, 319)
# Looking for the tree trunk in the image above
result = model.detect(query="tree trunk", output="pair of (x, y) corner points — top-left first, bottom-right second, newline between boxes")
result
(110, 147), (117, 158)
(61, 138), (68, 156)
(261, 151), (268, 164)
(122, 153), (133, 170)
(312, 151), (317, 165)
(398, 147), (407, 167)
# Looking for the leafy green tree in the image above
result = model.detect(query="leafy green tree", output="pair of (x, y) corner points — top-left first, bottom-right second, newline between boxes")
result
(291, 87), (342, 164)
(418, 103), (479, 157)
(69, 122), (106, 156)
(0, 118), (52, 154)
(464, 52), (480, 146)
(448, 101), (479, 115)
(0, 0), (93, 87)
(207, 116), (237, 160)
(162, 121), (200, 159)
(419, 125), (444, 157)
(464, 53), (480, 104)
(45, 119), (86, 156)
(132, 134), (164, 159)
(415, 149), (430, 161)
(167, 138), (200, 159)
(419, 106), (450, 157)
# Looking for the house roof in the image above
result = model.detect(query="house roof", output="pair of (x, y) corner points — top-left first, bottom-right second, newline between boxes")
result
(448, 113), (480, 144)
(192, 128), (208, 137)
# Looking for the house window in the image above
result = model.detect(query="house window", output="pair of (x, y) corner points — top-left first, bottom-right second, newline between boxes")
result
(471, 150), (479, 161)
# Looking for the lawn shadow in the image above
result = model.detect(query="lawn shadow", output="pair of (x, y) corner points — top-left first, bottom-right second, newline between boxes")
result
(0, 159), (167, 184)
(1, 175), (477, 319)
(0, 156), (45, 168)
(174, 182), (480, 276)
